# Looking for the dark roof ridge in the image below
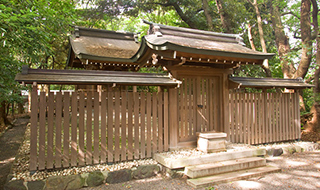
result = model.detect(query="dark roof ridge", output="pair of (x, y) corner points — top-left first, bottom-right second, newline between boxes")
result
(73, 26), (138, 41)
(143, 20), (245, 45)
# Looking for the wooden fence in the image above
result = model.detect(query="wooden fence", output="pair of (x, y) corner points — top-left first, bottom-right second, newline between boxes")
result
(228, 91), (301, 144)
(30, 86), (168, 171)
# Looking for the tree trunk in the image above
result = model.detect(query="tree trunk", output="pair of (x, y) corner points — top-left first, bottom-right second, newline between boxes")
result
(295, 0), (312, 79)
(247, 23), (256, 51)
(0, 101), (11, 127)
(270, 1), (295, 79)
(215, 0), (233, 33)
(202, 0), (213, 30)
(248, 0), (272, 77)
(305, 0), (320, 132)
(171, 3), (198, 29)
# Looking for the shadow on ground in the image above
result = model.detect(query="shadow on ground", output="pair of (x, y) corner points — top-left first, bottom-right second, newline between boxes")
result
(0, 116), (29, 190)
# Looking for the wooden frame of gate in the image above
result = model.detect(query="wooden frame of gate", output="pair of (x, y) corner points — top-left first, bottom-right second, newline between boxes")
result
(167, 67), (232, 148)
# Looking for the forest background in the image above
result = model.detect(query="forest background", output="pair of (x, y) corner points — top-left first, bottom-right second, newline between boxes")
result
(1, 0), (320, 136)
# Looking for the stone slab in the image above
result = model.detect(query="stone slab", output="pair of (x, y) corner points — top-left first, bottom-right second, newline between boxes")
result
(196, 131), (227, 139)
(185, 157), (266, 178)
(154, 148), (266, 169)
(187, 166), (281, 188)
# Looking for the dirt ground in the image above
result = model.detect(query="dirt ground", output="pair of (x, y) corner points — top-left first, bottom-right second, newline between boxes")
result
(0, 116), (29, 190)
(82, 151), (320, 190)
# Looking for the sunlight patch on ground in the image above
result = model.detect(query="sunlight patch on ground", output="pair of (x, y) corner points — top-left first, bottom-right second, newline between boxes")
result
(233, 180), (262, 189)
(285, 160), (308, 167)
(0, 157), (15, 164)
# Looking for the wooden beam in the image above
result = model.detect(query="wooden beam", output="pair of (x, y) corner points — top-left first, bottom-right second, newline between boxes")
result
(169, 88), (178, 149)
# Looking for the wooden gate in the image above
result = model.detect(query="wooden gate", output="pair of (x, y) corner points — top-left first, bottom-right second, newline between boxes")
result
(177, 76), (221, 144)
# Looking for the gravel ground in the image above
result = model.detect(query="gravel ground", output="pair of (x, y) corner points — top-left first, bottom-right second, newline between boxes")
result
(7, 119), (320, 189)
(0, 117), (28, 190)
(81, 151), (320, 190)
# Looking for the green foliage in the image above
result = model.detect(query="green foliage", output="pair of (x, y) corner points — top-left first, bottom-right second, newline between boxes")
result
(0, 0), (76, 106)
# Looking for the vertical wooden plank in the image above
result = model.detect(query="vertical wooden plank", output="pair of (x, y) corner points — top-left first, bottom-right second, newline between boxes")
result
(272, 93), (277, 142)
(30, 85), (38, 171)
(285, 94), (289, 141)
(251, 93), (255, 144)
(263, 91), (267, 143)
(254, 93), (258, 144)
(140, 93), (146, 158)
(134, 92), (140, 159)
(163, 92), (169, 151)
(290, 93), (295, 140)
(279, 93), (283, 141)
(180, 79), (185, 139)
(269, 93), (274, 143)
(247, 93), (251, 145)
(296, 92), (301, 139)
(258, 93), (262, 144)
(114, 91), (120, 162)
(107, 92), (113, 163)
(239, 93), (243, 143)
(234, 93), (239, 143)
(71, 93), (78, 166)
(38, 92), (46, 170)
(243, 93), (247, 144)
(276, 93), (281, 142)
(121, 91), (127, 161)
(192, 78), (197, 136)
(78, 92), (85, 166)
(188, 78), (193, 136)
(158, 92), (163, 152)
(46, 92), (54, 169)
(146, 93), (152, 157)
(229, 92), (235, 143)
(127, 92), (134, 160)
(86, 93), (93, 165)
(63, 92), (70, 168)
(100, 92), (107, 163)
(169, 88), (178, 149)
(94, 92), (100, 164)
(289, 93), (293, 140)
(152, 92), (158, 153)
(55, 92), (62, 168)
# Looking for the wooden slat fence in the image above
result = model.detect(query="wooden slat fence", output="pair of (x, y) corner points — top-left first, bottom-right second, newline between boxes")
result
(228, 91), (301, 144)
(30, 88), (169, 171)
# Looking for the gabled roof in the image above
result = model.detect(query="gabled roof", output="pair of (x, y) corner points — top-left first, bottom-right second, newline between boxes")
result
(67, 26), (140, 67)
(138, 20), (274, 66)
(229, 77), (314, 89)
(67, 22), (275, 70)
(15, 66), (181, 87)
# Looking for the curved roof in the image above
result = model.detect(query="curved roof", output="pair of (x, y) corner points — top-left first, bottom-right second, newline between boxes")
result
(67, 22), (274, 68)
(140, 20), (274, 62)
(68, 26), (140, 65)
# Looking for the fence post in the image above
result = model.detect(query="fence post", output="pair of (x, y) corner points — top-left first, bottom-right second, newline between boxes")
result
(169, 88), (178, 149)
(223, 74), (230, 141)
(30, 82), (38, 171)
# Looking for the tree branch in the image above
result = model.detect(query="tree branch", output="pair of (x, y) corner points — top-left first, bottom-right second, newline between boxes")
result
(281, 11), (300, 19)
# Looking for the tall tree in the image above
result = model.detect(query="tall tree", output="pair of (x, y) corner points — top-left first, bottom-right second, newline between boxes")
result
(215, 0), (233, 33)
(270, 0), (295, 79)
(247, 0), (272, 77)
(305, 0), (320, 132)
(0, 0), (76, 126)
(295, 0), (313, 80)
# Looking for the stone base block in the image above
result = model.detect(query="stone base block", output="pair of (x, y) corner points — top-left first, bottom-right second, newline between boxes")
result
(197, 131), (227, 153)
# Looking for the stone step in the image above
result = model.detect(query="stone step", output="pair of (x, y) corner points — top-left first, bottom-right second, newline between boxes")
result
(185, 157), (266, 178)
(187, 166), (281, 188)
(154, 148), (266, 169)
